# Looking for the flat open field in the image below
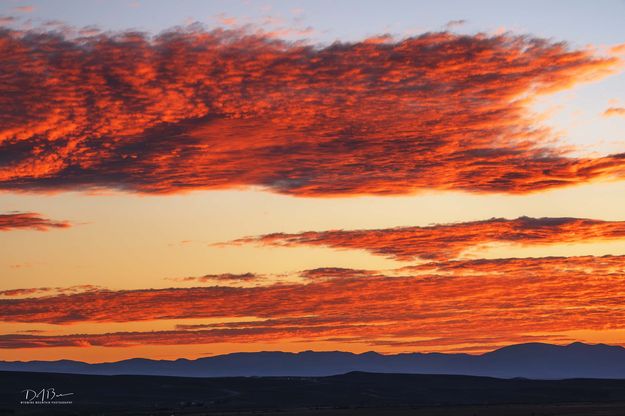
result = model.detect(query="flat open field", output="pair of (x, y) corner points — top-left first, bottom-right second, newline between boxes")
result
(4, 371), (625, 415)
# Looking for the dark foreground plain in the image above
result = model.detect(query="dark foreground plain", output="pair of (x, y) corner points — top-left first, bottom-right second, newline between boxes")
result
(3, 371), (625, 416)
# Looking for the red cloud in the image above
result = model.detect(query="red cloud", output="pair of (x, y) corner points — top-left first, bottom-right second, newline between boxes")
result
(227, 216), (625, 261)
(1, 255), (625, 351)
(0, 28), (623, 196)
(0, 212), (70, 231)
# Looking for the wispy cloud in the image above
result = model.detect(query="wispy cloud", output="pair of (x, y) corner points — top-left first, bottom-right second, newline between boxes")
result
(0, 285), (100, 297)
(2, 255), (624, 351)
(225, 217), (625, 261)
(0, 212), (70, 231)
(444, 19), (466, 30)
(0, 16), (16, 25)
(168, 272), (266, 287)
(14, 5), (34, 13)
(604, 107), (625, 117)
(177, 272), (260, 282)
(0, 27), (622, 196)
(213, 13), (238, 26)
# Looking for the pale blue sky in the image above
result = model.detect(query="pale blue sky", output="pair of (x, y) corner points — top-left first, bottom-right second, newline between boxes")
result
(1, 0), (624, 46)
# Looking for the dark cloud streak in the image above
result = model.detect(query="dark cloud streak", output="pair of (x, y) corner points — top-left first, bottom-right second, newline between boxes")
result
(0, 212), (70, 231)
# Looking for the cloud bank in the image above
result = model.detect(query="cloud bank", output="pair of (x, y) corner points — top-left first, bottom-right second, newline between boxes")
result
(0, 27), (623, 196)
(2, 255), (624, 350)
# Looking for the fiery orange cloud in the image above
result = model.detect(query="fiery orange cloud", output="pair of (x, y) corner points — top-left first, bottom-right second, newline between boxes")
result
(227, 216), (625, 261)
(0, 212), (70, 231)
(604, 107), (625, 117)
(1, 255), (625, 351)
(0, 27), (623, 196)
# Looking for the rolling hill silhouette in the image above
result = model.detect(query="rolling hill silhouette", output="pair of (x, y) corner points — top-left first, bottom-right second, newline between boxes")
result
(3, 342), (625, 379)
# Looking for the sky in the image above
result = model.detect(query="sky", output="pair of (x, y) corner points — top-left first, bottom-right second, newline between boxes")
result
(1, 0), (625, 362)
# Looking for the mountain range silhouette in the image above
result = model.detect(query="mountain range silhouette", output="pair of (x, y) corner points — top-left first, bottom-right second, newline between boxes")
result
(3, 342), (625, 379)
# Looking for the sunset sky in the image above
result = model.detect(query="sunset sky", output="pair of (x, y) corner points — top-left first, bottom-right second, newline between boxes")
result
(1, 0), (625, 363)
